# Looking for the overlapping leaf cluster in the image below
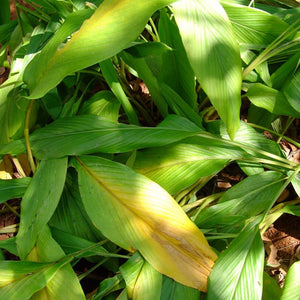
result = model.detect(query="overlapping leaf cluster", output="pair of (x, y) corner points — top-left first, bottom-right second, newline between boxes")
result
(0, 0), (299, 299)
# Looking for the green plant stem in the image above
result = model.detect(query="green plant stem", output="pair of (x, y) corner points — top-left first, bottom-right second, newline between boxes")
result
(3, 202), (20, 217)
(149, 17), (160, 42)
(247, 122), (300, 148)
(78, 257), (109, 281)
(24, 100), (36, 174)
(276, 117), (295, 144)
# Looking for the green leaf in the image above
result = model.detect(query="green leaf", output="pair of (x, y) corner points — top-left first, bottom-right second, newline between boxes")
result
(121, 43), (169, 116)
(281, 261), (300, 300)
(195, 171), (285, 228)
(16, 158), (68, 259)
(158, 9), (197, 110)
(93, 274), (124, 300)
(120, 252), (145, 298)
(160, 276), (200, 300)
(50, 169), (104, 242)
(160, 84), (203, 128)
(283, 68), (300, 112)
(24, 0), (173, 99)
(0, 115), (201, 159)
(221, 1), (289, 48)
(27, 226), (85, 300)
(0, 258), (72, 300)
(0, 177), (31, 203)
(173, 0), (242, 139)
(207, 220), (264, 300)
(78, 90), (120, 122)
(120, 252), (162, 300)
(99, 59), (139, 125)
(133, 143), (228, 195)
(0, 237), (18, 256)
(262, 272), (282, 300)
(0, 0), (10, 25)
(246, 83), (300, 118)
(72, 155), (217, 291)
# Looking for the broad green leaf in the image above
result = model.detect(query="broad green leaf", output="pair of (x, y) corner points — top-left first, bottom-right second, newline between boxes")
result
(218, 120), (283, 158)
(72, 155), (217, 291)
(79, 90), (120, 122)
(0, 115), (201, 159)
(0, 237), (18, 256)
(271, 51), (300, 89)
(24, 0), (174, 99)
(160, 276), (200, 300)
(281, 261), (300, 300)
(132, 261), (162, 300)
(133, 143), (228, 195)
(120, 252), (162, 300)
(158, 9), (197, 109)
(207, 220), (264, 300)
(0, 258), (72, 300)
(50, 169), (104, 242)
(160, 84), (203, 128)
(120, 252), (145, 298)
(0, 177), (31, 203)
(195, 171), (285, 228)
(283, 68), (300, 112)
(221, 1), (289, 48)
(173, 0), (242, 139)
(27, 226), (85, 300)
(262, 272), (282, 300)
(16, 158), (68, 259)
(246, 83), (300, 118)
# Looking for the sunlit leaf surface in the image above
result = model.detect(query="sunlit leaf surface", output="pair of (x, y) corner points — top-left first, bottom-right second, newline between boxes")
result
(73, 155), (217, 291)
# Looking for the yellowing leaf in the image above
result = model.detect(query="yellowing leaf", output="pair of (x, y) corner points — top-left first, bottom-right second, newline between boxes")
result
(72, 156), (217, 291)
(24, 0), (174, 99)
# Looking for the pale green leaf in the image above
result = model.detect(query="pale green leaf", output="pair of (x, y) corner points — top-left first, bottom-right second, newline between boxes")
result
(28, 226), (85, 300)
(24, 0), (174, 99)
(246, 83), (300, 118)
(16, 158), (68, 259)
(79, 90), (120, 122)
(281, 261), (300, 300)
(133, 143), (228, 195)
(0, 258), (71, 300)
(72, 155), (217, 291)
(120, 252), (144, 298)
(120, 252), (162, 300)
(207, 220), (264, 300)
(221, 1), (289, 48)
(173, 0), (242, 138)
